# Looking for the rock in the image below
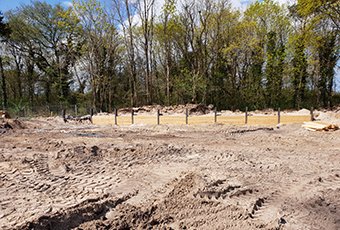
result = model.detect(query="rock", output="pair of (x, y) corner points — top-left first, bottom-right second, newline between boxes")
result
(91, 145), (100, 156)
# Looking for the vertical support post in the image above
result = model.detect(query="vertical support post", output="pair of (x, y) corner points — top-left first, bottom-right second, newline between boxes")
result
(186, 108), (189, 125)
(245, 107), (248, 124)
(131, 109), (134, 124)
(214, 108), (217, 123)
(62, 109), (66, 123)
(114, 108), (118, 125)
(278, 107), (281, 124)
(75, 105), (78, 116)
(157, 109), (160, 125)
(90, 108), (94, 123)
(310, 107), (314, 121)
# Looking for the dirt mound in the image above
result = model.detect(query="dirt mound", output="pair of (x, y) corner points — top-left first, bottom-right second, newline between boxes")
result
(188, 104), (212, 115)
(77, 173), (204, 229)
(117, 104), (213, 115)
(19, 193), (136, 230)
(0, 119), (25, 133)
(315, 112), (340, 125)
(295, 108), (311, 115)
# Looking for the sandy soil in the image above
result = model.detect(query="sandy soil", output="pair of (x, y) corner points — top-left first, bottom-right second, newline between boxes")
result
(0, 114), (340, 230)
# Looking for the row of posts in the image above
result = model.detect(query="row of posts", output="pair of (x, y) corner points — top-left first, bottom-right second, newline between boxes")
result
(62, 107), (315, 125)
(123, 107), (314, 125)
(244, 107), (314, 125)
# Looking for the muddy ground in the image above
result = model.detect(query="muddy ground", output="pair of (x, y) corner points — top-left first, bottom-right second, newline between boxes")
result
(0, 117), (339, 230)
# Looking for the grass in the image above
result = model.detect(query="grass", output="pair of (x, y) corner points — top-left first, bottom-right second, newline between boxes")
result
(92, 114), (311, 126)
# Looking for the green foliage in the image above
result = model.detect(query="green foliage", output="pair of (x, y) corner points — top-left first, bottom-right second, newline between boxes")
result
(0, 0), (339, 114)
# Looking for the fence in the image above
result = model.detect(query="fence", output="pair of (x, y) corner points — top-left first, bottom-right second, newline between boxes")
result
(7, 104), (91, 118)
(91, 107), (314, 126)
(7, 105), (314, 126)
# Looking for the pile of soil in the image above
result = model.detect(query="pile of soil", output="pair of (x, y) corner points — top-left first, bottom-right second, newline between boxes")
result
(117, 104), (214, 115)
(0, 119), (25, 134)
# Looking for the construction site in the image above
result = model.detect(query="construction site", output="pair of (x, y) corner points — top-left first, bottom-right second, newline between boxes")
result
(0, 106), (340, 229)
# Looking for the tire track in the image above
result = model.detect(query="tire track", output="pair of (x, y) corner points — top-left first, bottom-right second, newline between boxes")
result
(18, 192), (137, 230)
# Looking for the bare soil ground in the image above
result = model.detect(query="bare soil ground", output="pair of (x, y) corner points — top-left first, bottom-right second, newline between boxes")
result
(0, 112), (340, 230)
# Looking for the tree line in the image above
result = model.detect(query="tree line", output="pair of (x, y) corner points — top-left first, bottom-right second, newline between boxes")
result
(0, 0), (339, 114)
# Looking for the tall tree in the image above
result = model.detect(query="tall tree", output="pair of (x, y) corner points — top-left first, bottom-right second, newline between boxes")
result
(317, 32), (337, 107)
(297, 0), (340, 30)
(245, 0), (290, 108)
(0, 11), (11, 109)
(74, 0), (122, 112)
(137, 0), (156, 104)
(157, 0), (177, 105)
(113, 0), (139, 106)
(17, 2), (82, 104)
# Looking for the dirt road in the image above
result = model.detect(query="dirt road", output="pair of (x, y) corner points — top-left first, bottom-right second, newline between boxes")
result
(0, 118), (339, 229)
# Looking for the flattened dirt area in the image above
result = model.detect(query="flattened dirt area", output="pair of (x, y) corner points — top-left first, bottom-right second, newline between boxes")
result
(0, 117), (339, 229)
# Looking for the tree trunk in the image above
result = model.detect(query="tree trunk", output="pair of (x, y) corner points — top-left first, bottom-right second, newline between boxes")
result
(27, 59), (34, 108)
(15, 58), (22, 100)
(0, 56), (7, 109)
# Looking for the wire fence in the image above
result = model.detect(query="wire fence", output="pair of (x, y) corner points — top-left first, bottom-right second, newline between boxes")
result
(7, 104), (91, 118)
(6, 105), (314, 126)
(91, 107), (314, 126)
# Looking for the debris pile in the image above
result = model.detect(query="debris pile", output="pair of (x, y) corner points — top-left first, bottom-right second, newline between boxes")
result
(302, 122), (339, 132)
(0, 119), (25, 134)
(0, 110), (10, 118)
(118, 104), (214, 115)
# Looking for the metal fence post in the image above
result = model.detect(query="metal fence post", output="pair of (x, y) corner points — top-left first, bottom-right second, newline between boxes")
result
(131, 109), (134, 124)
(62, 109), (66, 123)
(75, 105), (78, 116)
(278, 107), (281, 124)
(186, 108), (189, 125)
(90, 108), (94, 123)
(114, 108), (118, 125)
(310, 107), (314, 121)
(157, 109), (160, 125)
(214, 108), (217, 123)
(245, 107), (248, 124)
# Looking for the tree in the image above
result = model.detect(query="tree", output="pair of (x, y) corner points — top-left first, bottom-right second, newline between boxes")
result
(317, 32), (337, 107)
(0, 11), (11, 109)
(0, 0), (339, 113)
(73, 0), (122, 112)
(16, 2), (82, 104)
(137, 0), (156, 104)
(113, 0), (139, 106)
(6, 12), (37, 108)
(297, 0), (340, 30)
(245, 0), (290, 108)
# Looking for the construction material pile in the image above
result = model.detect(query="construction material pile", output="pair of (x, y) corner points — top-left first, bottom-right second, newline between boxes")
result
(302, 121), (339, 132)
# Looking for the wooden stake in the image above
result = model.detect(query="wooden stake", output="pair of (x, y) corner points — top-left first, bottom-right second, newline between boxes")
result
(245, 107), (248, 124)
(214, 108), (217, 123)
(75, 104), (78, 116)
(186, 108), (189, 125)
(310, 107), (314, 121)
(131, 109), (134, 124)
(157, 109), (160, 125)
(114, 108), (118, 125)
(90, 108), (93, 123)
(62, 109), (66, 123)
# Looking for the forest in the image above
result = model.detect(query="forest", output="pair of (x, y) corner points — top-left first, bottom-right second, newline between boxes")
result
(0, 0), (339, 115)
